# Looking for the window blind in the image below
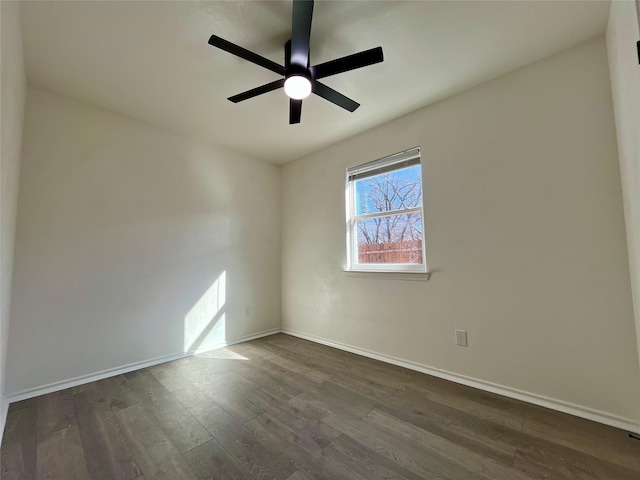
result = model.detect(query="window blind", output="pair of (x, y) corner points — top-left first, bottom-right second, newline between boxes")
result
(347, 147), (420, 181)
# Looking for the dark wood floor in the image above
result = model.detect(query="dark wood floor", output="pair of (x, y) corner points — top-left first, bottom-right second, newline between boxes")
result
(2, 333), (639, 479)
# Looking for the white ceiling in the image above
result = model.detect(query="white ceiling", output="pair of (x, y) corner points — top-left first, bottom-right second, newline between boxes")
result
(20, 1), (611, 164)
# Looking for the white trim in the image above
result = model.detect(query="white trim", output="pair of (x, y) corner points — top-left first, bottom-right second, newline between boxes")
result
(355, 206), (423, 221)
(346, 262), (427, 273)
(281, 328), (640, 434)
(225, 328), (281, 346)
(6, 328), (280, 404)
(344, 270), (432, 281)
(0, 397), (9, 445)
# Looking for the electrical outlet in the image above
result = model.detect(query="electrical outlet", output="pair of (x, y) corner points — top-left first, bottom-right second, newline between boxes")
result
(455, 330), (468, 347)
(244, 305), (251, 317)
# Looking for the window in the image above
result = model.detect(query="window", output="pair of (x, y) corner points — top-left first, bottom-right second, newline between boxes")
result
(346, 147), (427, 273)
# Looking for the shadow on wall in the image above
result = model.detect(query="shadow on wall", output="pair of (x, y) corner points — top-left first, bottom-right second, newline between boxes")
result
(184, 270), (227, 354)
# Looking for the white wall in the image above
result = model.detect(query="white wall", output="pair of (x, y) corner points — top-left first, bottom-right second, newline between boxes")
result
(281, 37), (640, 427)
(6, 89), (280, 396)
(607, 0), (640, 415)
(0, 1), (26, 437)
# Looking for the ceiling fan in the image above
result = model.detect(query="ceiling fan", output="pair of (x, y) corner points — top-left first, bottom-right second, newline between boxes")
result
(208, 0), (384, 124)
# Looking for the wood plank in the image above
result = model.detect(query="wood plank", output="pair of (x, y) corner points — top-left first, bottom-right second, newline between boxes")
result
(400, 378), (526, 431)
(326, 370), (399, 401)
(311, 448), (371, 480)
(382, 387), (640, 480)
(173, 367), (218, 389)
(182, 438), (251, 480)
(163, 357), (207, 378)
(513, 443), (640, 480)
(171, 386), (216, 417)
(113, 403), (198, 479)
(143, 393), (212, 453)
(285, 471), (315, 480)
(242, 414), (369, 480)
(75, 405), (143, 479)
(347, 362), (417, 391)
(36, 425), (90, 479)
(218, 370), (298, 403)
(36, 388), (78, 439)
(125, 371), (172, 404)
(84, 376), (145, 412)
(1, 443), (36, 480)
(150, 368), (194, 393)
(298, 381), (379, 419)
(522, 407), (640, 471)
(238, 341), (330, 383)
(192, 373), (264, 422)
(241, 351), (329, 389)
(317, 406), (484, 480)
(381, 389), (518, 464)
(201, 360), (249, 379)
(260, 337), (357, 374)
(327, 434), (425, 480)
(0, 399), (38, 479)
(262, 335), (369, 369)
(190, 403), (297, 480)
(244, 414), (323, 462)
(363, 408), (534, 480)
(257, 394), (341, 450)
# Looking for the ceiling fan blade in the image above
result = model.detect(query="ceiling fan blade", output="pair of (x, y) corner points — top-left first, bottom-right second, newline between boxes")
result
(208, 35), (285, 76)
(312, 82), (359, 112)
(290, 99), (302, 124)
(290, 0), (314, 67)
(312, 46), (383, 80)
(228, 79), (285, 103)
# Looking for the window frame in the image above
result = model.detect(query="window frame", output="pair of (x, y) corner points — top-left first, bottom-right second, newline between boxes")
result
(345, 147), (427, 273)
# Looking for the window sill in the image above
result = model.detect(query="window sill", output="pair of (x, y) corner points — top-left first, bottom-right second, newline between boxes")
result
(343, 270), (432, 281)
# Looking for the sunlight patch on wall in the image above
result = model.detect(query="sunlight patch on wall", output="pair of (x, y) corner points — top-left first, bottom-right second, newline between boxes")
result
(184, 271), (226, 353)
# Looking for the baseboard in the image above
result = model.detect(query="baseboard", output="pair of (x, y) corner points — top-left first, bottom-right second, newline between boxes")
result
(6, 328), (280, 404)
(281, 328), (640, 434)
(186, 328), (282, 355)
(0, 396), (9, 445)
(225, 328), (282, 347)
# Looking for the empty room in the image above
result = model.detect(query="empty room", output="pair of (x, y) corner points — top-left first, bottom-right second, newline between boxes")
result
(1, 0), (640, 478)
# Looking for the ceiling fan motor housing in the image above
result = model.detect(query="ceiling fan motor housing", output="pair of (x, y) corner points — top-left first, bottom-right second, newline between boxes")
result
(285, 64), (313, 83)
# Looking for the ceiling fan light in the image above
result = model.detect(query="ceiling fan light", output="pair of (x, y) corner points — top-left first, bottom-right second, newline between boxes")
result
(284, 75), (312, 100)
